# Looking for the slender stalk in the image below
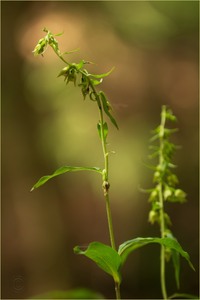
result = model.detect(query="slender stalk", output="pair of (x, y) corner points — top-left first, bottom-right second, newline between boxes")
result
(96, 91), (117, 249)
(159, 183), (168, 300)
(115, 282), (121, 300)
(159, 107), (168, 300)
(89, 80), (120, 299)
(105, 193), (116, 250)
(50, 43), (120, 299)
(97, 91), (120, 299)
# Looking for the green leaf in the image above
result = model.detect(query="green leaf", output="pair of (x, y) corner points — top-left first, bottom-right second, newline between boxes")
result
(74, 242), (121, 284)
(118, 237), (195, 272)
(169, 293), (199, 299)
(97, 122), (108, 140)
(72, 60), (84, 70)
(90, 67), (115, 79)
(31, 166), (102, 191)
(99, 92), (119, 130)
(90, 78), (103, 86)
(139, 187), (154, 194)
(172, 249), (180, 289)
(31, 288), (104, 299)
(54, 31), (64, 37)
(62, 48), (80, 55)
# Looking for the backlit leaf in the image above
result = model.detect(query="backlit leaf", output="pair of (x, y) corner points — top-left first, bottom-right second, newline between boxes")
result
(74, 242), (121, 284)
(172, 249), (180, 289)
(31, 166), (102, 191)
(90, 67), (115, 79)
(99, 92), (119, 130)
(90, 78), (102, 86)
(118, 237), (195, 272)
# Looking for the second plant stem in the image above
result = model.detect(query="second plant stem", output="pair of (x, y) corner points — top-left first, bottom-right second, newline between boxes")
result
(159, 107), (168, 300)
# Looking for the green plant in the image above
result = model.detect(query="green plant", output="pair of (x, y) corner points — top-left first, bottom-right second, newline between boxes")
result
(143, 106), (195, 299)
(31, 29), (195, 300)
(32, 27), (121, 298)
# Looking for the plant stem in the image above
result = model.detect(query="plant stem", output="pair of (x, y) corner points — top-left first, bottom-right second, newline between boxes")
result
(159, 184), (168, 300)
(90, 85), (120, 299)
(159, 106), (168, 300)
(53, 48), (120, 298)
(55, 47), (117, 252)
(97, 91), (116, 251)
(115, 282), (121, 300)
(97, 94), (121, 299)
(105, 193), (116, 250)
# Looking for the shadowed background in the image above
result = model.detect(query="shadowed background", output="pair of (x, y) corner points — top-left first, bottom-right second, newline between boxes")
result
(2, 1), (199, 299)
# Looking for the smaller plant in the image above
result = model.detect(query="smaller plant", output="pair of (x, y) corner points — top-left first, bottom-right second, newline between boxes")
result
(143, 105), (195, 299)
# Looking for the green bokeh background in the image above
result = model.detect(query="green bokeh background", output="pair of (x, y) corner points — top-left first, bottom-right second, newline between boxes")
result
(2, 1), (199, 299)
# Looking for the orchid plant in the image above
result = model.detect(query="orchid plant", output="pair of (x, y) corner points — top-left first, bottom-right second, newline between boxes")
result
(31, 28), (196, 300)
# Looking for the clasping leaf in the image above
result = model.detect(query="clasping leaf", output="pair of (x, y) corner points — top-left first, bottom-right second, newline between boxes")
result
(74, 242), (122, 284)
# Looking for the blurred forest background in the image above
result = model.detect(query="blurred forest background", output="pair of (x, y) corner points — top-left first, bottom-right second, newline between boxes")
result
(2, 1), (199, 299)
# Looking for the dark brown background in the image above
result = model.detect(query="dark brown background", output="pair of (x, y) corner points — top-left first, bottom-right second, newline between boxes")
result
(2, 1), (199, 299)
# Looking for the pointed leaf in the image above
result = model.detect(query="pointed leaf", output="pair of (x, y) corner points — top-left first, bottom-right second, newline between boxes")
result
(118, 237), (195, 272)
(139, 186), (155, 194)
(99, 92), (119, 130)
(62, 48), (80, 55)
(54, 31), (64, 36)
(74, 242), (121, 284)
(90, 78), (103, 86)
(74, 60), (84, 70)
(90, 67), (115, 79)
(172, 249), (180, 289)
(31, 166), (102, 191)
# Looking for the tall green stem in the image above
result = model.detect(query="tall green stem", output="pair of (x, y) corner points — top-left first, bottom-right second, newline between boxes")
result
(159, 107), (168, 300)
(95, 90), (116, 250)
(52, 47), (120, 299)
(97, 92), (120, 299)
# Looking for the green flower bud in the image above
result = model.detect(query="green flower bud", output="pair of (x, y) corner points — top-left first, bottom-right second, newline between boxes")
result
(153, 171), (161, 182)
(149, 189), (158, 202)
(33, 38), (48, 56)
(148, 210), (159, 224)
(174, 189), (187, 203)
(167, 174), (179, 186)
(163, 187), (173, 200)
